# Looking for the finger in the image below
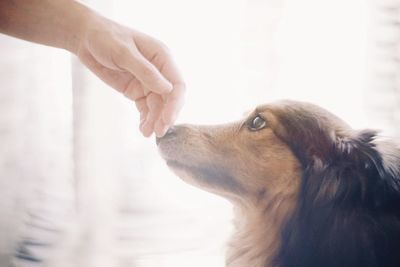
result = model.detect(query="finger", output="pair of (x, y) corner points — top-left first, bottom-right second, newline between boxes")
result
(156, 53), (186, 125)
(80, 49), (152, 104)
(127, 40), (185, 126)
(154, 118), (168, 137)
(135, 98), (148, 131)
(123, 77), (146, 101)
(162, 82), (186, 126)
(135, 98), (148, 118)
(117, 47), (173, 95)
(141, 93), (163, 137)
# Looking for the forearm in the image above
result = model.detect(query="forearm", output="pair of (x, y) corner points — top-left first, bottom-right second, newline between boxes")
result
(0, 0), (92, 53)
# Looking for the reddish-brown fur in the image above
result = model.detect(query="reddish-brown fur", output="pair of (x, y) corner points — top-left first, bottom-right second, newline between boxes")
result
(156, 100), (400, 267)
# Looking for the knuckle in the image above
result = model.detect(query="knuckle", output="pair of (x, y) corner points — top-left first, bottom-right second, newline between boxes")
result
(114, 46), (131, 61)
(141, 64), (158, 80)
(156, 41), (172, 59)
(157, 41), (170, 53)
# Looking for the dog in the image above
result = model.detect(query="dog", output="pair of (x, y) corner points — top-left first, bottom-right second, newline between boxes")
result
(156, 100), (400, 267)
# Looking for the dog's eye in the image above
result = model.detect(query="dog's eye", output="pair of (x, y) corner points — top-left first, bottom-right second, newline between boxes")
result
(249, 115), (267, 131)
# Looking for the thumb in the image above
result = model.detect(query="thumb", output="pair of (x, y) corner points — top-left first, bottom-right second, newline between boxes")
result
(117, 48), (172, 94)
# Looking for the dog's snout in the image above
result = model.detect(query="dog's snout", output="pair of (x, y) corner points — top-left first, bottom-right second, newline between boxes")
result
(165, 127), (177, 137)
(156, 126), (178, 145)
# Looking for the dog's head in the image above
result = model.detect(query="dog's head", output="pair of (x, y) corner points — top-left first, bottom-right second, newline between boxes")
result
(156, 100), (352, 204)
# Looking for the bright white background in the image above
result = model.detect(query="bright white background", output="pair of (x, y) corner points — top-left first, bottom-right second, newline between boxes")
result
(0, 0), (399, 267)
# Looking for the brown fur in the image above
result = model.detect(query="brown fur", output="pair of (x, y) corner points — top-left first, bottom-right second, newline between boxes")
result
(156, 100), (350, 267)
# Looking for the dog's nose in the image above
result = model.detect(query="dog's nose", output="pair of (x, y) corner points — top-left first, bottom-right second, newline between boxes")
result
(156, 126), (177, 145)
(164, 127), (176, 137)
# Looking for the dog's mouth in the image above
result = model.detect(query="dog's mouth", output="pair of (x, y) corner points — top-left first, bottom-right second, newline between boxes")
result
(165, 160), (246, 194)
(165, 160), (188, 169)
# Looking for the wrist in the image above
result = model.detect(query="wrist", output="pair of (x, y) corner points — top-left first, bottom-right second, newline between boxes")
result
(64, 1), (96, 55)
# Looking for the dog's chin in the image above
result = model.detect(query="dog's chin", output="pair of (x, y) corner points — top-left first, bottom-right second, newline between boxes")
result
(165, 160), (210, 187)
(165, 160), (246, 199)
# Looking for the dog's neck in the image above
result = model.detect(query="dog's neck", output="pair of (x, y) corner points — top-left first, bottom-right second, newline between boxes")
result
(226, 194), (296, 267)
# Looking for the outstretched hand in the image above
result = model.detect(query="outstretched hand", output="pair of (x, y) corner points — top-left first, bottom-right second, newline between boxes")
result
(75, 15), (185, 137)
(0, 1), (185, 137)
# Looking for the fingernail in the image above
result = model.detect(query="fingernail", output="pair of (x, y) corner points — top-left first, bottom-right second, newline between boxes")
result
(140, 120), (149, 133)
(155, 125), (168, 138)
(155, 131), (163, 138)
(162, 125), (169, 135)
(162, 113), (174, 126)
(140, 120), (146, 130)
(142, 127), (153, 138)
(169, 112), (178, 126)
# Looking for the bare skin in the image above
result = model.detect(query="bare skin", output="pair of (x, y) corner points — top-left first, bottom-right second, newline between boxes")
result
(0, 0), (185, 137)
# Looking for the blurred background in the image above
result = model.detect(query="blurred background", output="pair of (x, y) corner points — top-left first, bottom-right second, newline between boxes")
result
(0, 0), (399, 266)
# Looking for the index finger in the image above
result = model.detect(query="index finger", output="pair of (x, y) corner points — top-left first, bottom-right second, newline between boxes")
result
(162, 82), (185, 126)
(117, 46), (173, 95)
(158, 53), (186, 126)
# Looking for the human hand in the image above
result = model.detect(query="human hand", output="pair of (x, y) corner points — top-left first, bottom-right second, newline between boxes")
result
(74, 14), (185, 137)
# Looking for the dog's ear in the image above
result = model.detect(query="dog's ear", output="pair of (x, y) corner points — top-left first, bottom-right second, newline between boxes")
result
(331, 130), (400, 208)
(303, 130), (400, 208)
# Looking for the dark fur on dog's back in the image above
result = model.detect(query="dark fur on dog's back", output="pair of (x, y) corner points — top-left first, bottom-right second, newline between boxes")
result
(272, 104), (400, 267)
